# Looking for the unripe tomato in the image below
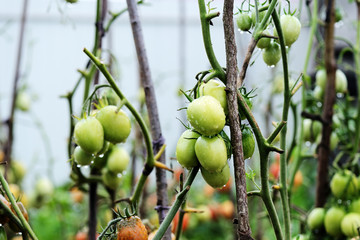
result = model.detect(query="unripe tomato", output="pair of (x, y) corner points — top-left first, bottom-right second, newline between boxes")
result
(187, 96), (225, 136)
(349, 198), (360, 214)
(242, 126), (255, 159)
(102, 169), (121, 190)
(11, 161), (26, 183)
(330, 132), (339, 151)
(315, 68), (348, 93)
(195, 135), (227, 172)
(196, 205), (212, 222)
(324, 207), (346, 237)
(303, 119), (322, 143)
(106, 147), (130, 174)
(102, 88), (120, 106)
(236, 13), (252, 31)
(335, 69), (348, 93)
(341, 213), (360, 238)
(292, 235), (309, 240)
(74, 146), (94, 166)
(200, 163), (230, 189)
(74, 117), (104, 154)
(176, 130), (200, 169)
(330, 170), (358, 199)
(199, 79), (228, 114)
(35, 177), (54, 197)
(238, 95), (253, 120)
(96, 106), (131, 144)
(307, 208), (325, 230)
(262, 42), (281, 66)
(257, 30), (271, 49)
(274, 15), (301, 47)
(97, 141), (110, 156)
(16, 91), (31, 112)
(251, 10), (266, 25)
(313, 86), (324, 101)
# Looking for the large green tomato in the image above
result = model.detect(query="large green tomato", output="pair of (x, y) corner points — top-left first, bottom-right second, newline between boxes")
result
(199, 80), (228, 114)
(262, 42), (281, 66)
(236, 13), (252, 31)
(201, 163), (230, 189)
(176, 130), (200, 169)
(330, 170), (358, 199)
(187, 96), (226, 136)
(274, 15), (301, 47)
(106, 147), (130, 174)
(251, 10), (266, 25)
(74, 117), (104, 154)
(96, 106), (131, 144)
(74, 146), (94, 166)
(341, 213), (360, 238)
(195, 135), (227, 173)
(242, 126), (255, 159)
(307, 208), (325, 230)
(324, 207), (346, 237)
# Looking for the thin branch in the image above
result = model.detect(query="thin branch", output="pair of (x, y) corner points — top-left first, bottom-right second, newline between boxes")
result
(125, 1), (170, 238)
(3, 0), (29, 178)
(316, 0), (336, 208)
(223, 0), (252, 239)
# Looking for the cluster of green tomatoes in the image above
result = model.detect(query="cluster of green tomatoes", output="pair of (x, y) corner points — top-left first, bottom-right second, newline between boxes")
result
(236, 11), (301, 66)
(72, 102), (131, 190)
(176, 79), (255, 189)
(305, 170), (360, 239)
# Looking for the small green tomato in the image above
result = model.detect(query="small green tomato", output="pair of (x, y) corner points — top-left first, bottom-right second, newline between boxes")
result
(74, 146), (94, 166)
(106, 147), (130, 174)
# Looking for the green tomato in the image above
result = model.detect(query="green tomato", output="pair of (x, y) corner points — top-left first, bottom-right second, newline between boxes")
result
(195, 135), (227, 173)
(16, 91), (31, 112)
(341, 213), (360, 238)
(335, 69), (348, 93)
(251, 10), (266, 25)
(275, 15), (301, 47)
(74, 146), (94, 166)
(262, 42), (281, 66)
(303, 119), (322, 143)
(106, 147), (130, 174)
(350, 198), (360, 214)
(74, 117), (104, 154)
(236, 13), (252, 31)
(96, 106), (131, 144)
(324, 207), (346, 237)
(11, 161), (26, 183)
(201, 163), (230, 189)
(292, 235), (308, 240)
(176, 130), (200, 169)
(242, 126), (255, 159)
(330, 132), (339, 151)
(102, 88), (120, 106)
(187, 96), (226, 136)
(0, 225), (6, 240)
(257, 30), (271, 49)
(330, 170), (358, 199)
(307, 208), (325, 230)
(315, 68), (348, 93)
(238, 95), (253, 120)
(35, 177), (54, 197)
(313, 86), (324, 101)
(199, 79), (228, 114)
(102, 169), (121, 190)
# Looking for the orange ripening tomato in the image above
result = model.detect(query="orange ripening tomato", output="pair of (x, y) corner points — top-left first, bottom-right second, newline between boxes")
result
(218, 200), (234, 219)
(171, 212), (190, 233)
(293, 171), (303, 188)
(117, 216), (148, 240)
(269, 162), (280, 180)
